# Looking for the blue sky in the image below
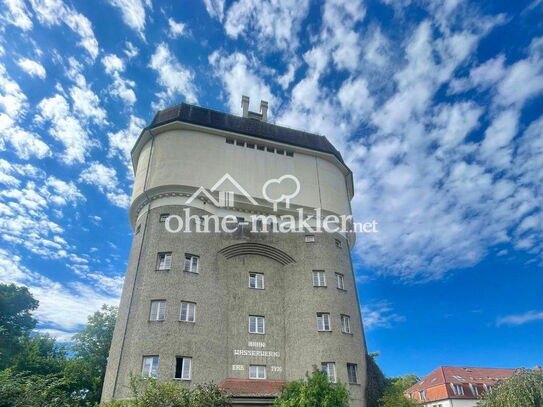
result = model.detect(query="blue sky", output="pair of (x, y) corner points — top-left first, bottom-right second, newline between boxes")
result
(0, 0), (541, 378)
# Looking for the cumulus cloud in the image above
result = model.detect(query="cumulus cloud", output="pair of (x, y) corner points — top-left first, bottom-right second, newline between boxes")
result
(80, 162), (130, 208)
(149, 43), (198, 108)
(202, 0), (225, 21)
(168, 18), (187, 38)
(2, 0), (33, 30)
(106, 0), (150, 38)
(362, 301), (405, 330)
(102, 54), (137, 106)
(16, 58), (46, 79)
(107, 114), (145, 165)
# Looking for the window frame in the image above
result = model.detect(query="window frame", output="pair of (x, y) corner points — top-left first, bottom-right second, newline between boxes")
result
(159, 213), (169, 222)
(452, 383), (464, 396)
(312, 270), (326, 287)
(347, 363), (358, 384)
(248, 315), (265, 334)
(249, 365), (266, 380)
(149, 300), (166, 321)
(183, 254), (199, 273)
(179, 301), (196, 322)
(317, 312), (331, 331)
(249, 272), (265, 289)
(341, 314), (351, 334)
(142, 356), (159, 378)
(335, 273), (345, 290)
(156, 252), (172, 271)
(305, 234), (315, 243)
(321, 362), (337, 383)
(174, 356), (192, 380)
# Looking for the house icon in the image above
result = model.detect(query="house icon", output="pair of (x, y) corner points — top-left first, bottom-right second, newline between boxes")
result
(185, 173), (259, 208)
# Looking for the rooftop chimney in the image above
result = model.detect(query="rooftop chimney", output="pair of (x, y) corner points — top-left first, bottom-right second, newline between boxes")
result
(241, 95), (249, 118)
(260, 100), (268, 122)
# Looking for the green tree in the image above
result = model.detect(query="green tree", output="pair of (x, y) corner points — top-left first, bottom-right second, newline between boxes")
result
(378, 374), (419, 407)
(64, 305), (118, 405)
(0, 283), (39, 369)
(11, 333), (66, 375)
(366, 352), (387, 407)
(478, 369), (543, 407)
(273, 369), (350, 407)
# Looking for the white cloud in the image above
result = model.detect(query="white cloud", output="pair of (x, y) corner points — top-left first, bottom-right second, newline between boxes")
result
(168, 18), (186, 38)
(16, 58), (46, 79)
(107, 114), (145, 165)
(209, 50), (275, 116)
(225, 0), (310, 53)
(106, 0), (150, 38)
(124, 41), (139, 59)
(2, 0), (33, 30)
(202, 0), (225, 21)
(29, 0), (99, 60)
(362, 301), (405, 329)
(149, 43), (198, 108)
(102, 54), (137, 106)
(102, 54), (125, 74)
(80, 162), (130, 208)
(497, 310), (543, 327)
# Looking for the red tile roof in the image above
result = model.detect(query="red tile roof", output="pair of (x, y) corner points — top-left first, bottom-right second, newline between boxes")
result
(406, 366), (517, 399)
(219, 378), (287, 397)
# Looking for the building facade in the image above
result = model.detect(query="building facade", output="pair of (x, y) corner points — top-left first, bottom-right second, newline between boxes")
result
(405, 366), (516, 407)
(101, 98), (367, 406)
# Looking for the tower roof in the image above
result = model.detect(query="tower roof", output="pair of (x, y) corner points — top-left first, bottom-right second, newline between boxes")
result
(146, 102), (347, 165)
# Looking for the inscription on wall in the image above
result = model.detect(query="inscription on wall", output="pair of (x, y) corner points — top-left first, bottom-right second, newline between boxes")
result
(233, 349), (280, 357)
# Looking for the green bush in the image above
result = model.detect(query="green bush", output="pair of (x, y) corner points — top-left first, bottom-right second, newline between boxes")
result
(478, 369), (543, 407)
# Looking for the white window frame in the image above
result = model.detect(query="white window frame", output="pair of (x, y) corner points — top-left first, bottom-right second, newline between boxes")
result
(312, 270), (326, 287)
(149, 300), (166, 321)
(452, 383), (464, 396)
(142, 356), (159, 378)
(249, 315), (265, 334)
(420, 390), (427, 401)
(249, 272), (264, 289)
(175, 356), (191, 380)
(305, 234), (315, 243)
(249, 365), (266, 380)
(179, 302), (196, 322)
(335, 273), (345, 290)
(159, 213), (169, 222)
(471, 384), (479, 397)
(157, 252), (172, 270)
(184, 254), (199, 273)
(341, 315), (351, 334)
(321, 362), (336, 383)
(317, 313), (331, 331)
(347, 363), (358, 384)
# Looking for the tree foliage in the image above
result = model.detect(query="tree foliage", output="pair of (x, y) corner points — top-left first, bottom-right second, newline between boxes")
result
(378, 374), (419, 407)
(366, 352), (387, 407)
(478, 369), (543, 407)
(101, 377), (231, 407)
(273, 369), (350, 407)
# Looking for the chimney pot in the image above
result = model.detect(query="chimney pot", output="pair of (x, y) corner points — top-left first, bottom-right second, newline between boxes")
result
(241, 95), (250, 118)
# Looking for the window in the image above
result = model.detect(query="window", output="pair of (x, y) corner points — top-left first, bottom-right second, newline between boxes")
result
(420, 390), (427, 401)
(452, 383), (464, 395)
(305, 234), (315, 243)
(135, 224), (141, 234)
(149, 300), (166, 321)
(235, 139), (245, 147)
(286, 151), (294, 157)
(246, 142), (255, 149)
(341, 315), (351, 333)
(159, 213), (169, 222)
(321, 362), (336, 383)
(471, 384), (480, 396)
(157, 252), (172, 270)
(312, 271), (326, 287)
(249, 365), (266, 379)
(266, 146), (275, 153)
(257, 144), (265, 151)
(142, 356), (159, 378)
(180, 302), (196, 322)
(249, 273), (264, 289)
(226, 138), (235, 144)
(249, 315), (265, 334)
(335, 238), (342, 248)
(335, 273), (345, 290)
(408, 393), (413, 399)
(276, 149), (285, 155)
(347, 363), (358, 383)
(175, 357), (191, 380)
(184, 254), (199, 273)
(317, 313), (331, 331)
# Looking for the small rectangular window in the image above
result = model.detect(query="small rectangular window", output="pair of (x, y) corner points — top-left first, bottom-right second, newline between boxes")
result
(420, 390), (427, 400)
(335, 239), (342, 248)
(175, 357), (191, 380)
(226, 138), (235, 144)
(249, 315), (265, 334)
(246, 142), (255, 149)
(317, 313), (331, 331)
(335, 273), (345, 290)
(142, 356), (159, 378)
(180, 302), (196, 322)
(305, 235), (315, 243)
(257, 144), (265, 151)
(321, 362), (336, 383)
(150, 300), (166, 321)
(347, 363), (358, 383)
(266, 146), (275, 153)
(159, 214), (169, 222)
(249, 273), (264, 289)
(312, 271), (326, 287)
(157, 252), (172, 270)
(249, 365), (266, 379)
(276, 149), (284, 155)
(286, 151), (294, 157)
(341, 315), (351, 334)
(452, 384), (464, 396)
(235, 139), (245, 147)
(184, 254), (199, 273)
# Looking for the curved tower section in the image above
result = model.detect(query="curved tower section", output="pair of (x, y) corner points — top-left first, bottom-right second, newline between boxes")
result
(101, 100), (367, 406)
